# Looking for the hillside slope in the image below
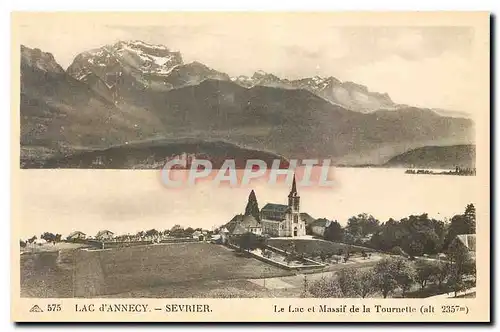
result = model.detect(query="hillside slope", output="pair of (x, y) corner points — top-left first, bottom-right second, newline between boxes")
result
(384, 145), (476, 169)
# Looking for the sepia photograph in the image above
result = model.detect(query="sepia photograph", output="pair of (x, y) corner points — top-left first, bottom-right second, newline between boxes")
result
(10, 11), (490, 322)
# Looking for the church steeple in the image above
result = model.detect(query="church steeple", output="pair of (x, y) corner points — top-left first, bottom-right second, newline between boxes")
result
(288, 174), (300, 212)
(288, 174), (298, 197)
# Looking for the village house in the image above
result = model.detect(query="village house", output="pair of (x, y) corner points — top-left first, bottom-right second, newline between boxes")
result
(192, 230), (208, 241)
(66, 231), (86, 241)
(455, 233), (476, 259)
(225, 215), (261, 238)
(95, 230), (114, 241)
(310, 219), (331, 237)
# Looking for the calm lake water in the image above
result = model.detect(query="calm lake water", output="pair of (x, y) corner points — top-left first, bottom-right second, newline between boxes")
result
(17, 168), (478, 238)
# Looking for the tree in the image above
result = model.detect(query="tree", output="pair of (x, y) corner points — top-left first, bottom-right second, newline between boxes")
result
(237, 232), (261, 252)
(27, 235), (37, 244)
(20, 240), (26, 248)
(170, 224), (182, 232)
(400, 214), (444, 256)
(345, 214), (380, 238)
(415, 261), (438, 290)
(145, 229), (159, 237)
(358, 269), (377, 298)
(432, 261), (449, 288)
(41, 232), (56, 243)
(443, 204), (476, 250)
(336, 268), (360, 297)
(373, 257), (415, 298)
(372, 259), (399, 298)
(323, 220), (344, 242)
(54, 234), (62, 242)
(308, 276), (343, 298)
(447, 238), (475, 296)
(464, 203), (476, 225)
(244, 190), (261, 221)
(391, 258), (416, 297)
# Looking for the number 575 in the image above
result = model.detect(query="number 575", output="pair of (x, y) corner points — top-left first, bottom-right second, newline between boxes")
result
(47, 304), (61, 312)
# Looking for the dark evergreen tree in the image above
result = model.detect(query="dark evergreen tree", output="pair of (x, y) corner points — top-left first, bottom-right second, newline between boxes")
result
(323, 220), (344, 242)
(464, 203), (476, 227)
(244, 190), (261, 221)
(443, 204), (476, 250)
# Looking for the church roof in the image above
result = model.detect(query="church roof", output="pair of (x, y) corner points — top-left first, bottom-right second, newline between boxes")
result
(261, 203), (289, 213)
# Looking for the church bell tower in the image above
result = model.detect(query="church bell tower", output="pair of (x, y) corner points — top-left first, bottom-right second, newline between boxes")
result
(288, 175), (300, 214)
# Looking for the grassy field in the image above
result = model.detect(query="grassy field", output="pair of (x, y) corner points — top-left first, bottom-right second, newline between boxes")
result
(21, 242), (295, 298)
(268, 238), (376, 256)
(20, 249), (79, 297)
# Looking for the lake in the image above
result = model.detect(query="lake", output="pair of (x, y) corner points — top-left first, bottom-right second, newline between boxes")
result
(17, 168), (478, 238)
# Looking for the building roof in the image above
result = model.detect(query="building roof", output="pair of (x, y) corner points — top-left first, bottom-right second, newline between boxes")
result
(230, 214), (244, 222)
(225, 215), (241, 234)
(230, 223), (248, 235)
(67, 231), (85, 237)
(240, 215), (261, 228)
(300, 213), (316, 225)
(261, 203), (289, 213)
(456, 234), (476, 252)
(311, 218), (331, 228)
(96, 230), (114, 237)
(261, 203), (289, 221)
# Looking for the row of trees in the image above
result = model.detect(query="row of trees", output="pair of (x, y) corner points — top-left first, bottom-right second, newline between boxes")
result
(313, 203), (476, 258)
(22, 224), (210, 245)
(306, 239), (475, 298)
(20, 232), (63, 247)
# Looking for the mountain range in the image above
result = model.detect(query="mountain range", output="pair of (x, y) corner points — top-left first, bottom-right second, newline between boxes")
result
(20, 41), (475, 168)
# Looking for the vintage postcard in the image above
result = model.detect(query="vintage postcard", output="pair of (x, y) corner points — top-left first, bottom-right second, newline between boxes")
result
(11, 12), (490, 323)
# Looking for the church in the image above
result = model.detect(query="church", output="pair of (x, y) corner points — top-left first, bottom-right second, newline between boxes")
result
(259, 176), (307, 237)
(224, 175), (308, 238)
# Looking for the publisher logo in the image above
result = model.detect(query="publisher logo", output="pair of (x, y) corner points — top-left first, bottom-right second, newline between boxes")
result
(29, 305), (43, 313)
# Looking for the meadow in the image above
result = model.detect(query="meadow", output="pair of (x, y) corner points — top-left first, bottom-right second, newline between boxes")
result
(21, 242), (294, 298)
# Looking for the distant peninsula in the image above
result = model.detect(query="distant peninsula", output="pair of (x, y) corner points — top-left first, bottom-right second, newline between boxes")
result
(383, 144), (475, 169)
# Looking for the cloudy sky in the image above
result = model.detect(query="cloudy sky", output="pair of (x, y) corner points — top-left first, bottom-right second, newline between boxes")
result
(18, 13), (481, 114)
